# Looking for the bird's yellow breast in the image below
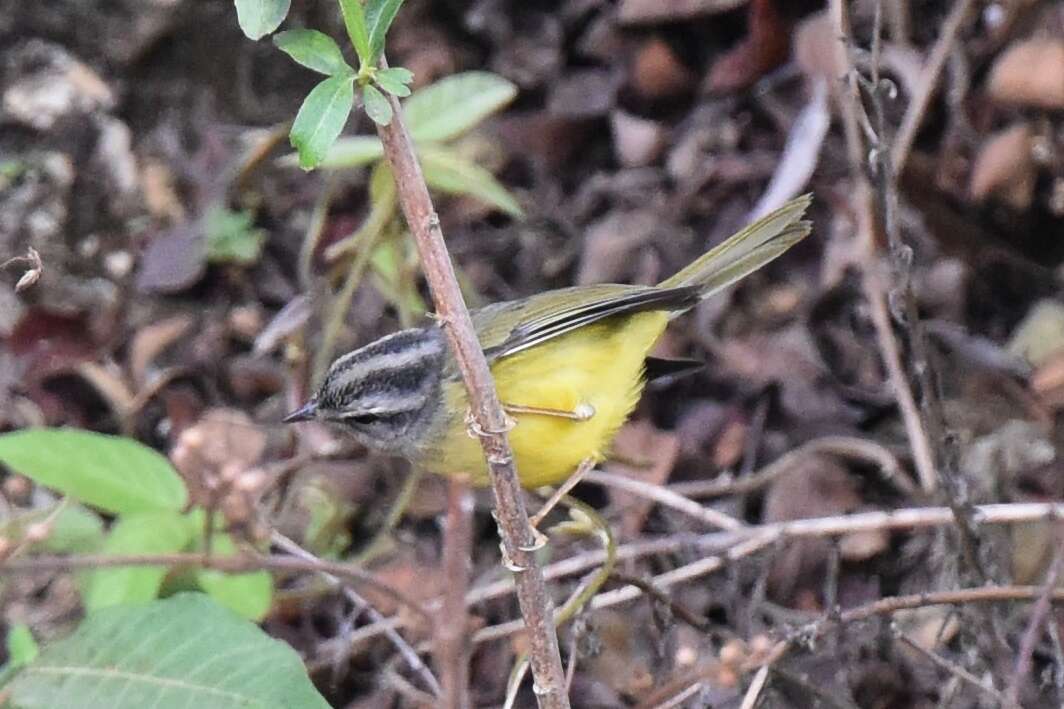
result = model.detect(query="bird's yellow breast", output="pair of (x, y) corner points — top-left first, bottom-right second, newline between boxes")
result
(421, 311), (669, 487)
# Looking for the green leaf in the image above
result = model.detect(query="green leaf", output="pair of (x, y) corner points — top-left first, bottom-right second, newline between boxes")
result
(375, 66), (412, 97)
(361, 83), (393, 125)
(84, 511), (193, 611)
(6, 625), (38, 667)
(194, 533), (273, 621)
(317, 135), (384, 168)
(42, 505), (104, 554)
(365, 0), (405, 63)
(338, 0), (371, 64)
(234, 0), (290, 40)
(418, 145), (523, 217)
(203, 204), (266, 265)
(0, 429), (187, 515)
(9, 593), (330, 709)
(273, 29), (352, 76)
(290, 74), (356, 170)
(405, 71), (517, 142)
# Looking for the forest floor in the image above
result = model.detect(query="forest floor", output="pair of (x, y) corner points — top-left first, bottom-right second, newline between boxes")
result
(2, 0), (1064, 707)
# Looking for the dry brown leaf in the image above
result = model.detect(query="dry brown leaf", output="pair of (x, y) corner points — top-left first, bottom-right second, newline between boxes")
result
(576, 209), (658, 285)
(129, 314), (193, 386)
(618, 0), (745, 26)
(607, 420), (681, 535)
(969, 122), (1036, 208)
(610, 110), (667, 168)
(987, 37), (1064, 109)
(1008, 300), (1064, 367)
(793, 10), (840, 82)
(630, 37), (695, 100)
(706, 0), (789, 93)
(1032, 350), (1064, 410)
(763, 454), (861, 603)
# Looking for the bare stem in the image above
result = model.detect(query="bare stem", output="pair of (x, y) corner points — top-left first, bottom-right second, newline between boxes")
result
(437, 477), (474, 709)
(372, 71), (568, 707)
(1006, 542), (1064, 706)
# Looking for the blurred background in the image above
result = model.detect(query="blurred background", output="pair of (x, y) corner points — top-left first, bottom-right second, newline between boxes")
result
(2, 0), (1064, 706)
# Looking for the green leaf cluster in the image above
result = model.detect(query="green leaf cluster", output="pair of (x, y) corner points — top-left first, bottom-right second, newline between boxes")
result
(204, 204), (266, 265)
(0, 429), (273, 621)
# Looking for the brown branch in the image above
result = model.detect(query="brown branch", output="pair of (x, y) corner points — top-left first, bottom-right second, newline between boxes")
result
(584, 469), (745, 530)
(271, 532), (441, 697)
(346, 502), (1064, 648)
(1006, 543), (1064, 707)
(373, 73), (568, 707)
(437, 477), (474, 709)
(670, 435), (912, 499)
(891, 0), (978, 173)
(893, 629), (1008, 704)
(0, 551), (432, 623)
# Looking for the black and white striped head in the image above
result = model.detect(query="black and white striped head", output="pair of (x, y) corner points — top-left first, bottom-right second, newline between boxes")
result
(284, 327), (445, 455)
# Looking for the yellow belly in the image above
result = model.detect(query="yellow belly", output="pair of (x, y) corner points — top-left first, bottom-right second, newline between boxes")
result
(421, 311), (669, 487)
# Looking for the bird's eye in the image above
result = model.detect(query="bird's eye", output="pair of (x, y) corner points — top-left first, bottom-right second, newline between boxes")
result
(348, 413), (380, 425)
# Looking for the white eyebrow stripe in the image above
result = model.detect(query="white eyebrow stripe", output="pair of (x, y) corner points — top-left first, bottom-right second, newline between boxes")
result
(330, 337), (443, 390)
(336, 393), (428, 417)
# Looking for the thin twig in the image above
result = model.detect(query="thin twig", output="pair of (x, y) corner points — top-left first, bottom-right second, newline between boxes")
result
(0, 551), (432, 623)
(437, 477), (474, 709)
(271, 532), (442, 698)
(584, 469), (744, 530)
(375, 64), (568, 707)
(738, 664), (769, 709)
(891, 0), (978, 173)
(346, 502), (1064, 647)
(893, 627), (1008, 704)
(1006, 543), (1064, 707)
(607, 571), (711, 632)
(670, 435), (912, 499)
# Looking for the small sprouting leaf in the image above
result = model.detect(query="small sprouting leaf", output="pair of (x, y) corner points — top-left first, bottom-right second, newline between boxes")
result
(9, 594), (331, 709)
(0, 429), (188, 515)
(405, 71), (517, 142)
(234, 0), (290, 40)
(362, 83), (393, 126)
(192, 531), (273, 621)
(84, 511), (193, 611)
(375, 66), (413, 97)
(338, 0), (371, 64)
(273, 29), (352, 76)
(203, 204), (266, 265)
(316, 135), (384, 168)
(6, 625), (38, 667)
(291, 74), (356, 170)
(418, 145), (523, 217)
(365, 0), (405, 63)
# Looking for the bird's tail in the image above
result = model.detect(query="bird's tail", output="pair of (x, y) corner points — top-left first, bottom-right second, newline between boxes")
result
(658, 194), (812, 310)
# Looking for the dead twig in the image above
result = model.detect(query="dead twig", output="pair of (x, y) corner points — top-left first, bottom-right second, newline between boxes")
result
(738, 664), (770, 709)
(0, 550), (433, 623)
(584, 469), (745, 530)
(437, 477), (474, 709)
(346, 502), (1064, 648)
(891, 0), (978, 173)
(374, 64), (568, 707)
(1006, 543), (1064, 707)
(271, 532), (442, 698)
(893, 627), (1008, 704)
(670, 435), (912, 499)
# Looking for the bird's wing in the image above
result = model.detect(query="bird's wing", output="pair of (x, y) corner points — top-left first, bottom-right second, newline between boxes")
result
(472, 283), (700, 362)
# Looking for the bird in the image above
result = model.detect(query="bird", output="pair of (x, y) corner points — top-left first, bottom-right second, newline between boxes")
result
(285, 195), (812, 489)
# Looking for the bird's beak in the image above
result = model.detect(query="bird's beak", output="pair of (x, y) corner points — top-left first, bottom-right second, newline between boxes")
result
(283, 400), (317, 423)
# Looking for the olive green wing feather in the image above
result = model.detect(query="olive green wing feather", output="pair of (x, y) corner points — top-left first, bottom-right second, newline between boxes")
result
(469, 194), (813, 363)
(474, 284), (699, 361)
